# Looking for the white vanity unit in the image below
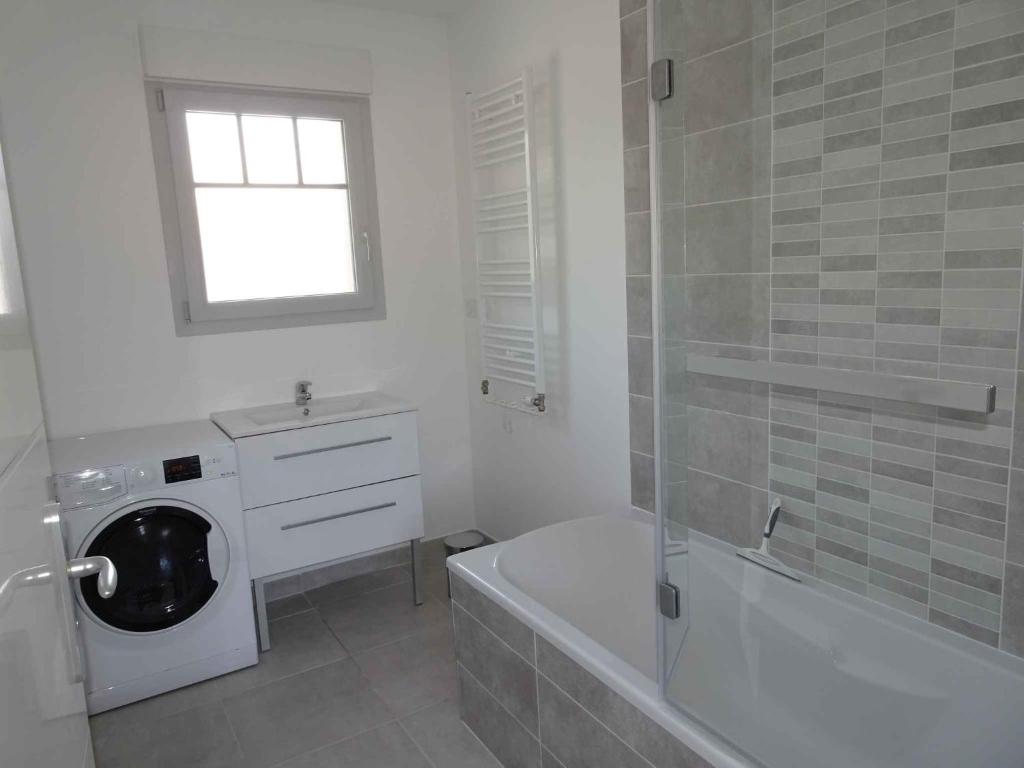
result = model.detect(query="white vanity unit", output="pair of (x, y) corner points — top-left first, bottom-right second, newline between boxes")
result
(211, 391), (424, 650)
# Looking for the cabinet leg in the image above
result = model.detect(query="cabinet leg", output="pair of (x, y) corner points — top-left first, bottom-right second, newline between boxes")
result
(410, 539), (424, 606)
(252, 579), (272, 652)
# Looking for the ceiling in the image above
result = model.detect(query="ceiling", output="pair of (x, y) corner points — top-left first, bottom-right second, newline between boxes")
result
(322, 0), (473, 16)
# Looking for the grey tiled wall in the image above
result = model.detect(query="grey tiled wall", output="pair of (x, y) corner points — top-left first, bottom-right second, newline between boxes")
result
(450, 572), (710, 768)
(623, 0), (1024, 656)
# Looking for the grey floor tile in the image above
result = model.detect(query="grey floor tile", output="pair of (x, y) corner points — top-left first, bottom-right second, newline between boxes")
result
(305, 565), (411, 607)
(421, 564), (451, 603)
(318, 582), (451, 653)
(91, 701), (244, 768)
(299, 548), (409, 593)
(91, 610), (347, 736)
(400, 697), (502, 768)
(89, 671), (225, 733)
(267, 593), (314, 621)
(352, 620), (457, 717)
(212, 610), (349, 699)
(276, 722), (431, 768)
(222, 660), (394, 768)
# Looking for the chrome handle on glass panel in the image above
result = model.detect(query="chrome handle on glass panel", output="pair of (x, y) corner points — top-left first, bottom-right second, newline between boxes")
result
(66, 556), (118, 598)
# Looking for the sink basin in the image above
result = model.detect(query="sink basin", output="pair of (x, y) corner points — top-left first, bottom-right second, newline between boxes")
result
(246, 398), (368, 426)
(212, 391), (413, 438)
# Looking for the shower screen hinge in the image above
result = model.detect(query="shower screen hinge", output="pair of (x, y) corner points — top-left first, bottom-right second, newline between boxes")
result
(650, 59), (674, 102)
(658, 581), (680, 619)
(183, 300), (191, 324)
(155, 88), (165, 112)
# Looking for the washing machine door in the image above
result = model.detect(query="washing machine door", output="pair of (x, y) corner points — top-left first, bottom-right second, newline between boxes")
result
(79, 502), (227, 633)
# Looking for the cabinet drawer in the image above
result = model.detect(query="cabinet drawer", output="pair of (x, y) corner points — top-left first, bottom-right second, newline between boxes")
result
(236, 412), (420, 509)
(244, 476), (424, 579)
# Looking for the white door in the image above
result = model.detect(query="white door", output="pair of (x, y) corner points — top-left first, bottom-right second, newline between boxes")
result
(0, 140), (95, 766)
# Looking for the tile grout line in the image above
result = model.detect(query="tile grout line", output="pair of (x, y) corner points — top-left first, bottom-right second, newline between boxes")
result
(932, 0), (956, 630)
(683, 112), (771, 140)
(668, 27), (773, 68)
(261, 717), (407, 768)
(768, 0), (778, 556)
(878, 0), (925, 617)
(262, 587), (461, 767)
(452, 594), (536, 667)
(535, 666), (658, 768)
(395, 719), (440, 768)
(815, 0), (826, 581)
(535, 630), (542, 766)
(216, 698), (247, 766)
(457, 661), (541, 755)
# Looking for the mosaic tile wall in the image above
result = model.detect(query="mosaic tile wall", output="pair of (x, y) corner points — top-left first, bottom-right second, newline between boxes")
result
(766, 0), (1024, 650)
(629, 0), (1024, 656)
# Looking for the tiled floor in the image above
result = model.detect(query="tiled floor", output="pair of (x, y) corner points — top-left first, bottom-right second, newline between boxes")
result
(89, 561), (501, 768)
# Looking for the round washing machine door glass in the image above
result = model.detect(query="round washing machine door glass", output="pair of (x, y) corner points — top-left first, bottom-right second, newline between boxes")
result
(79, 500), (230, 633)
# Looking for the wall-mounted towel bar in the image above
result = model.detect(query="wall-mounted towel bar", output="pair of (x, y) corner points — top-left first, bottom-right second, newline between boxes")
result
(686, 355), (996, 415)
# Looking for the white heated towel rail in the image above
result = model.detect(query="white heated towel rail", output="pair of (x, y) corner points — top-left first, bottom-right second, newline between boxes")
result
(468, 71), (546, 413)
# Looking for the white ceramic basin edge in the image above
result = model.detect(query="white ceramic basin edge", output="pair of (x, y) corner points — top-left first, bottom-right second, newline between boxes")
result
(211, 391), (415, 438)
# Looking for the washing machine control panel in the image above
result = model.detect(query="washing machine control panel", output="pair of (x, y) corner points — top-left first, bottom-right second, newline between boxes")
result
(56, 444), (238, 508)
(163, 455), (202, 484)
(56, 466), (128, 509)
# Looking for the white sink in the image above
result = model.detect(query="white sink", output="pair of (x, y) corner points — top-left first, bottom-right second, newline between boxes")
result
(212, 391), (413, 438)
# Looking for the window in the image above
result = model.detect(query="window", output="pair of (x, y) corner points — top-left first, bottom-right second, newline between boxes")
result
(147, 82), (384, 335)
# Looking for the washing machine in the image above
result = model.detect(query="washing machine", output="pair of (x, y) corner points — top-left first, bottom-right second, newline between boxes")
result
(51, 420), (258, 714)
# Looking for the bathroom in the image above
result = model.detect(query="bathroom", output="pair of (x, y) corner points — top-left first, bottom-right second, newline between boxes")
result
(0, 0), (1022, 765)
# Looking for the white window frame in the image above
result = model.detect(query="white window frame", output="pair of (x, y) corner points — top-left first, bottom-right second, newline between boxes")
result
(146, 81), (385, 336)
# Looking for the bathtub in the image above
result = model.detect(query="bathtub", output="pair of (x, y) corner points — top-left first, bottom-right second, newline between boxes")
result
(447, 514), (1024, 768)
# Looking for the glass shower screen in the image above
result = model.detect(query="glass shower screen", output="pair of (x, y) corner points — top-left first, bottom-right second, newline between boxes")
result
(652, 0), (691, 706)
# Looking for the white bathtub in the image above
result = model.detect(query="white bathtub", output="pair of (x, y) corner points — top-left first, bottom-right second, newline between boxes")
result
(448, 514), (1024, 768)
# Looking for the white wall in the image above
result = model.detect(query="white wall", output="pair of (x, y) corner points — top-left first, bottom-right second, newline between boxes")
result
(447, 0), (631, 540)
(0, 0), (475, 538)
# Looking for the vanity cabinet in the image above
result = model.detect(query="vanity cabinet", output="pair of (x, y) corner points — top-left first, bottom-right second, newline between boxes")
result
(234, 412), (420, 510)
(212, 393), (425, 651)
(244, 474), (423, 579)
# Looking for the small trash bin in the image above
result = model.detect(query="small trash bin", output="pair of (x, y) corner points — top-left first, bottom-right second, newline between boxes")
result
(444, 530), (485, 598)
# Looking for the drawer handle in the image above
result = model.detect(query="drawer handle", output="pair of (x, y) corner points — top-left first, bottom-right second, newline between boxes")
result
(273, 436), (392, 461)
(280, 501), (397, 531)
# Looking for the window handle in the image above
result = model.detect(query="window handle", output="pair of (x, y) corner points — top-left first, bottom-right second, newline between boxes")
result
(362, 232), (371, 262)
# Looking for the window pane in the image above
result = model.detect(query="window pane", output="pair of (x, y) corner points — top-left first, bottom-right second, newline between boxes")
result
(297, 119), (347, 184)
(194, 187), (355, 303)
(185, 112), (243, 183)
(241, 115), (298, 184)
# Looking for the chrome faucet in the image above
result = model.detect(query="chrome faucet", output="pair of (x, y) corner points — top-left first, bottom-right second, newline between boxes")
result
(295, 381), (312, 407)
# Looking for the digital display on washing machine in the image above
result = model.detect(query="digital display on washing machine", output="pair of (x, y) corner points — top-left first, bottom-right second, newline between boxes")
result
(163, 455), (202, 483)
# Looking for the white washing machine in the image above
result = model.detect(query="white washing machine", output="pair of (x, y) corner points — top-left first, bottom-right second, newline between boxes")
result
(51, 420), (258, 714)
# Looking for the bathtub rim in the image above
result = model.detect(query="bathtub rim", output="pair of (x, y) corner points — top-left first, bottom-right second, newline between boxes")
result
(449, 513), (1024, 768)
(447, 521), (756, 768)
